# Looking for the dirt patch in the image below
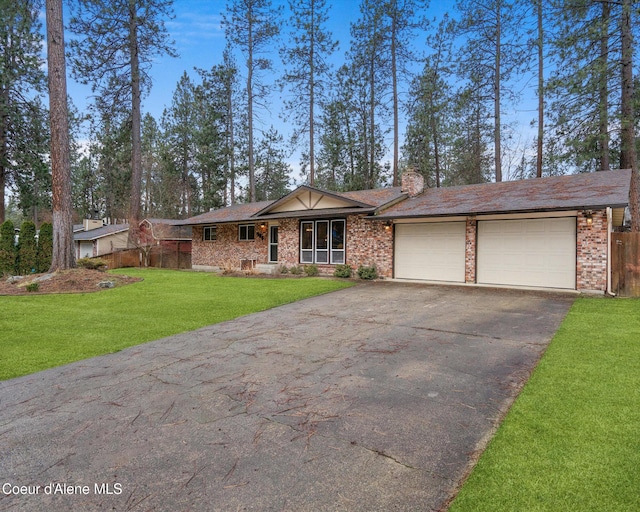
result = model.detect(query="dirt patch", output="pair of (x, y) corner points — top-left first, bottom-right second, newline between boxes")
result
(0, 268), (143, 296)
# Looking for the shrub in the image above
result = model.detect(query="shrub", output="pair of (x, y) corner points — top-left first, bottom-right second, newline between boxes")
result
(289, 265), (303, 275)
(333, 264), (353, 278)
(304, 264), (319, 276)
(26, 282), (39, 293)
(77, 258), (107, 270)
(279, 264), (289, 274)
(0, 220), (17, 275)
(357, 265), (378, 280)
(17, 221), (38, 275)
(36, 222), (53, 272)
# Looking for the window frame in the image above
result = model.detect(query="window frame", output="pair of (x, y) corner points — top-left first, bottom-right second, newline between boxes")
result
(203, 225), (217, 241)
(239, 223), (255, 241)
(299, 219), (346, 265)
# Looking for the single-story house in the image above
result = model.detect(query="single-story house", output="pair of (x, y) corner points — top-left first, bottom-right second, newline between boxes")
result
(74, 220), (130, 259)
(180, 169), (632, 294)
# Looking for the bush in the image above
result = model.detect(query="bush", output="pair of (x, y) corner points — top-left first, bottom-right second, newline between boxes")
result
(26, 282), (39, 292)
(304, 264), (319, 276)
(278, 264), (289, 274)
(357, 265), (378, 280)
(289, 265), (303, 275)
(333, 264), (353, 278)
(36, 222), (53, 272)
(77, 258), (107, 270)
(17, 221), (38, 275)
(0, 220), (17, 275)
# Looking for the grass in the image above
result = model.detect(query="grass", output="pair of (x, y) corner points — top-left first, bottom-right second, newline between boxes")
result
(449, 297), (640, 512)
(0, 268), (353, 381)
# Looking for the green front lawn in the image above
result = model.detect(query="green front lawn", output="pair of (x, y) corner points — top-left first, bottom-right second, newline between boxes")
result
(0, 269), (353, 380)
(449, 297), (640, 512)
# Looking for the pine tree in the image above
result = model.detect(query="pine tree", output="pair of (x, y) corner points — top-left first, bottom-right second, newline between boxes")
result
(0, 0), (46, 222)
(280, 0), (337, 186)
(69, 0), (176, 235)
(223, 0), (282, 202)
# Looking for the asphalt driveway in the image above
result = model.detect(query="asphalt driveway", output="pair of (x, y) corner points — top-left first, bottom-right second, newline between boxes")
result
(0, 283), (574, 511)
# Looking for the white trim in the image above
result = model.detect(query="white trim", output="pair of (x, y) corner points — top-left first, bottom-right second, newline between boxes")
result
(394, 216), (466, 224)
(607, 207), (614, 296)
(476, 211), (578, 221)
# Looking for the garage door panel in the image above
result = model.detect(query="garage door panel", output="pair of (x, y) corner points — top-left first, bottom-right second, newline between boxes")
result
(477, 218), (576, 289)
(395, 223), (466, 282)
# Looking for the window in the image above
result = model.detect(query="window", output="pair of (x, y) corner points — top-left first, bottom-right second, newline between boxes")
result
(203, 226), (217, 241)
(239, 224), (255, 241)
(300, 220), (345, 264)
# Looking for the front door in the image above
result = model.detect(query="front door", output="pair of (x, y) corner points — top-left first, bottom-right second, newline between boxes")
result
(269, 226), (278, 262)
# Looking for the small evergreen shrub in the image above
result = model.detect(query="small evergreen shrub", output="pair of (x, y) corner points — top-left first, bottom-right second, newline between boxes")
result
(304, 264), (319, 276)
(333, 264), (353, 278)
(357, 265), (378, 280)
(279, 264), (289, 274)
(289, 265), (303, 275)
(77, 258), (107, 270)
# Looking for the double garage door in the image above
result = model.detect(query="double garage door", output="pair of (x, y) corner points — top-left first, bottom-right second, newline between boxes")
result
(394, 217), (576, 289)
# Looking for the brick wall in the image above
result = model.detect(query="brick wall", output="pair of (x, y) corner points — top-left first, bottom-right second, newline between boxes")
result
(192, 223), (268, 269)
(465, 217), (477, 283)
(576, 209), (608, 292)
(346, 216), (393, 277)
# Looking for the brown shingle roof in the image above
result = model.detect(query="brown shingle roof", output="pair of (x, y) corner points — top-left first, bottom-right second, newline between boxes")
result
(180, 201), (273, 225)
(375, 170), (632, 219)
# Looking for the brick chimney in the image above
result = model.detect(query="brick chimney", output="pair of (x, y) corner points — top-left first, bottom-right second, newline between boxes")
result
(401, 168), (425, 197)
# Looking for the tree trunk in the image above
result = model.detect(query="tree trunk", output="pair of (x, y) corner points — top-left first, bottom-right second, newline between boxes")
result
(598, 1), (610, 172)
(536, 0), (543, 178)
(621, 0), (638, 230)
(309, 0), (316, 187)
(391, 1), (399, 187)
(494, 0), (502, 182)
(128, 0), (142, 242)
(46, 0), (75, 271)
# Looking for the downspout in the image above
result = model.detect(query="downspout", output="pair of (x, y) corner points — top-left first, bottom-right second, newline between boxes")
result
(606, 207), (616, 296)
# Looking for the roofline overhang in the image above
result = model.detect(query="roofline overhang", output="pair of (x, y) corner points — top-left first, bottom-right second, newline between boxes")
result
(369, 204), (629, 220)
(252, 185), (374, 217)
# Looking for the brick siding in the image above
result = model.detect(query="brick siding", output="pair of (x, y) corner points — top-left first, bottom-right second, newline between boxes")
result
(465, 217), (477, 283)
(192, 223), (268, 269)
(576, 209), (608, 292)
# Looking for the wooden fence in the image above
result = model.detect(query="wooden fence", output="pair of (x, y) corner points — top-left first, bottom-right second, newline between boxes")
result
(99, 244), (191, 270)
(611, 232), (640, 297)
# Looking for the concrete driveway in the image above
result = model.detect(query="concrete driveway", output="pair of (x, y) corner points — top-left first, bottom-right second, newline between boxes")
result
(0, 283), (574, 511)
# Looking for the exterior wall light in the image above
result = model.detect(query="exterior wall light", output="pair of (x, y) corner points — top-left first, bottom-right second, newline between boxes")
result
(384, 221), (392, 231)
(585, 211), (593, 226)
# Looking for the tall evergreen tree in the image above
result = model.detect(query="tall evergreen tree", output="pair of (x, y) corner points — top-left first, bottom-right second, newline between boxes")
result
(454, 0), (527, 182)
(255, 126), (292, 200)
(69, 0), (176, 236)
(280, 0), (337, 186)
(36, 221), (52, 272)
(0, 0), (46, 223)
(46, 0), (75, 271)
(223, 0), (282, 202)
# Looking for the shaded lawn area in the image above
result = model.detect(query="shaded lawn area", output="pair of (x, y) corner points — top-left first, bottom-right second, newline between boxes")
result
(449, 297), (640, 512)
(0, 269), (353, 381)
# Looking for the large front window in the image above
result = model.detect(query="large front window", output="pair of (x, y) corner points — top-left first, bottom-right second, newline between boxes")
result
(300, 220), (345, 264)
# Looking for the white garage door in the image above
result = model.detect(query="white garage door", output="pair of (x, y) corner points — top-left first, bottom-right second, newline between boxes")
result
(394, 222), (466, 282)
(477, 218), (576, 289)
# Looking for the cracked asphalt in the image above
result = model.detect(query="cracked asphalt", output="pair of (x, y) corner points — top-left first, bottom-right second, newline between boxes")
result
(0, 282), (574, 511)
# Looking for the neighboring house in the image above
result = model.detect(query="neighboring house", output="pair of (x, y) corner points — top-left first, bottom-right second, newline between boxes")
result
(73, 220), (130, 259)
(180, 169), (632, 294)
